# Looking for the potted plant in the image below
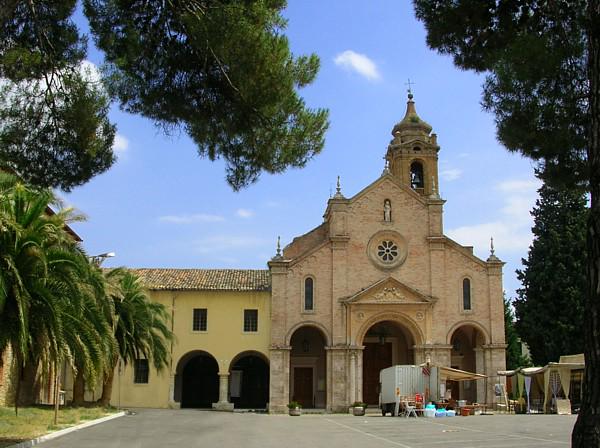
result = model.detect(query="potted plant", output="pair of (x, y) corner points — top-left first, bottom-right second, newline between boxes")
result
(352, 401), (367, 416)
(288, 401), (302, 416)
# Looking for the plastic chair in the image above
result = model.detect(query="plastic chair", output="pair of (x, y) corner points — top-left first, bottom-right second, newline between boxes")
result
(403, 401), (418, 418)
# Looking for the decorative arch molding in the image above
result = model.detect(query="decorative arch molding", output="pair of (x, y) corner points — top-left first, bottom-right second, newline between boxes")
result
(227, 350), (270, 372)
(356, 311), (424, 346)
(446, 320), (491, 346)
(285, 320), (331, 346)
(174, 350), (218, 374)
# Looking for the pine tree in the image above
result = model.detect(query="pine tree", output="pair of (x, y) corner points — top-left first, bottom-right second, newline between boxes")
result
(514, 181), (586, 366)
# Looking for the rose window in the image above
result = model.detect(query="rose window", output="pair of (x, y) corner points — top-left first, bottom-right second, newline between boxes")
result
(377, 240), (398, 262)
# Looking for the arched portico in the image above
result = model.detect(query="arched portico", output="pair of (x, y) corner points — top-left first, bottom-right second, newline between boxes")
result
(359, 316), (422, 405)
(228, 351), (269, 409)
(174, 350), (219, 408)
(289, 325), (328, 408)
(447, 324), (487, 403)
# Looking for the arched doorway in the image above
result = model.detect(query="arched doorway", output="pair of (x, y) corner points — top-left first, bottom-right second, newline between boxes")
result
(448, 325), (486, 403)
(176, 351), (219, 408)
(362, 320), (416, 405)
(289, 326), (327, 408)
(229, 352), (269, 409)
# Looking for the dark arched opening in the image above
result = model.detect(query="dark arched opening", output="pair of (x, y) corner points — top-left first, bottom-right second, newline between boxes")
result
(179, 353), (219, 408)
(289, 326), (327, 408)
(449, 325), (486, 403)
(362, 320), (416, 405)
(410, 161), (425, 191)
(229, 353), (269, 409)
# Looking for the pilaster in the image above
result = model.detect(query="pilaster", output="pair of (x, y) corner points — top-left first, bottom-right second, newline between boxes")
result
(268, 347), (291, 413)
(326, 345), (349, 412)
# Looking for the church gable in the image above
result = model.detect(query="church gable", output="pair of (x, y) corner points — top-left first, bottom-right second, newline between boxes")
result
(340, 276), (437, 305)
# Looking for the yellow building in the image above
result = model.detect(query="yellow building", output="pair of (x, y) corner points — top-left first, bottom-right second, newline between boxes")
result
(113, 269), (271, 410)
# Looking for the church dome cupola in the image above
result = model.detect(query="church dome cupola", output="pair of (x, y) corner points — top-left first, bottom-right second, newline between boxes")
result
(391, 92), (433, 139)
(386, 91), (440, 197)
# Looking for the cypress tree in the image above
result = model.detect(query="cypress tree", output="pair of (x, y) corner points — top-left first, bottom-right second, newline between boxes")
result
(514, 180), (587, 366)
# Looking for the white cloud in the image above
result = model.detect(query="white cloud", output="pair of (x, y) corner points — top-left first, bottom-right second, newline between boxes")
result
(236, 208), (254, 218)
(113, 134), (129, 154)
(448, 221), (533, 255)
(159, 213), (225, 224)
(447, 177), (541, 257)
(440, 168), (462, 181)
(496, 179), (540, 193)
(334, 50), (380, 81)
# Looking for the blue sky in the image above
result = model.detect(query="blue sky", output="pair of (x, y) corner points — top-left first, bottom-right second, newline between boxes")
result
(65, 1), (539, 299)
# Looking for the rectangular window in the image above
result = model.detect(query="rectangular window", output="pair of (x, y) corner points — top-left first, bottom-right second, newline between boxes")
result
(134, 359), (149, 384)
(244, 309), (258, 332)
(193, 308), (207, 331)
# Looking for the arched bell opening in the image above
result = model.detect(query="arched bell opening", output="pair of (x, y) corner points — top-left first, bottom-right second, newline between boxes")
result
(410, 161), (425, 192)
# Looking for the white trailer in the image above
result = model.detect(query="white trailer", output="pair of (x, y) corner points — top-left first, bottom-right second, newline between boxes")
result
(379, 365), (439, 416)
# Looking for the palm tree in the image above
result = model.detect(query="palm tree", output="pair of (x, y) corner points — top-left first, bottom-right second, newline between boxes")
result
(98, 270), (173, 406)
(0, 173), (112, 413)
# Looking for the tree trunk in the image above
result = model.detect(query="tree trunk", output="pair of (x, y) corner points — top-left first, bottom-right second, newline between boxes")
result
(14, 363), (21, 417)
(72, 370), (85, 407)
(572, 0), (600, 445)
(98, 359), (118, 407)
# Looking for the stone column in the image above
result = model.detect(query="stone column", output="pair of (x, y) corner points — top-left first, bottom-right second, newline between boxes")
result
(168, 374), (179, 409)
(349, 351), (356, 405)
(474, 348), (485, 403)
(356, 346), (364, 403)
(212, 373), (234, 411)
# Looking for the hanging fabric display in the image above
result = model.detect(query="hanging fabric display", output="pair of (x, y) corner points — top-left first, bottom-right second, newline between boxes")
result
(524, 376), (532, 414)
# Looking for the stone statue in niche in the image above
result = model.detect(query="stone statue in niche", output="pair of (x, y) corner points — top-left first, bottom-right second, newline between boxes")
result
(383, 199), (392, 222)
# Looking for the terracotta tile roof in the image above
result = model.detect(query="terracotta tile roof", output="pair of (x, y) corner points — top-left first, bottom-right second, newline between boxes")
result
(130, 268), (270, 292)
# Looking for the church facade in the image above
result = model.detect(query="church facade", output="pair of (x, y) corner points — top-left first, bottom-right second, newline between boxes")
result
(0, 95), (507, 411)
(267, 93), (506, 412)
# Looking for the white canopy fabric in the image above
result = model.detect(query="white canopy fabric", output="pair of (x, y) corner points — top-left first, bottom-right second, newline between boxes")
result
(438, 366), (487, 382)
(498, 355), (585, 413)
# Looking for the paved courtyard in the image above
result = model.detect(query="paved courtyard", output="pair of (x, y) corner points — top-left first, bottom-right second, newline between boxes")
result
(38, 409), (576, 448)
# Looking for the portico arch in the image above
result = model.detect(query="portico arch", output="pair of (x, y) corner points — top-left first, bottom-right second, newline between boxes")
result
(446, 323), (488, 403)
(174, 350), (219, 408)
(358, 313), (423, 405)
(288, 325), (328, 408)
(356, 311), (424, 346)
(228, 351), (269, 409)
(446, 320), (490, 346)
(285, 320), (331, 347)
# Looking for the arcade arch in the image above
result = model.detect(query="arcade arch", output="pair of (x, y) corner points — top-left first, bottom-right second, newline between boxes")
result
(175, 350), (219, 408)
(447, 324), (487, 403)
(228, 351), (269, 409)
(360, 319), (418, 405)
(289, 325), (327, 409)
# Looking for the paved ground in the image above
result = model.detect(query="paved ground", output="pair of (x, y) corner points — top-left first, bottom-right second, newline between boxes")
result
(37, 409), (576, 448)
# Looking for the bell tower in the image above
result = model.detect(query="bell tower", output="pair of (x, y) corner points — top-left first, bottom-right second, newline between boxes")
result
(386, 92), (440, 196)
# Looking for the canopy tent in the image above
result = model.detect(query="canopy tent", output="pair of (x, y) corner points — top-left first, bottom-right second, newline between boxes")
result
(438, 366), (487, 382)
(498, 354), (584, 414)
